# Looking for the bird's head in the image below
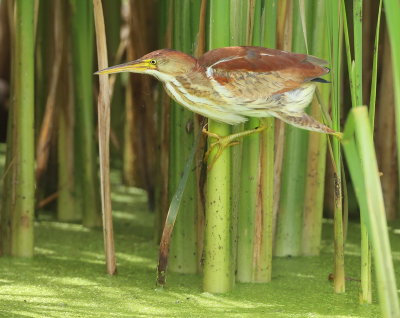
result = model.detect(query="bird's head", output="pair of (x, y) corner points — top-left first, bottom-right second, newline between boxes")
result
(95, 49), (197, 81)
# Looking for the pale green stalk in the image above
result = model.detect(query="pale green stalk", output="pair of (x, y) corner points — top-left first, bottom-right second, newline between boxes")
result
(275, 0), (309, 257)
(70, 0), (100, 227)
(369, 0), (382, 130)
(169, 0), (198, 274)
(383, 0), (400, 193)
(230, 0), (247, 284)
(252, 0), (276, 282)
(302, 0), (328, 256)
(1, 0), (35, 257)
(343, 0), (372, 302)
(234, 0), (258, 283)
(57, 25), (76, 221)
(342, 107), (400, 318)
(203, 0), (233, 293)
(326, 0), (345, 293)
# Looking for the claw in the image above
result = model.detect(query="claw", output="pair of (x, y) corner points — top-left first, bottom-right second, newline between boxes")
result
(202, 124), (266, 170)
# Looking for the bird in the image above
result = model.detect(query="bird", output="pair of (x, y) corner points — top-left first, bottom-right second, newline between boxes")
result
(96, 46), (340, 162)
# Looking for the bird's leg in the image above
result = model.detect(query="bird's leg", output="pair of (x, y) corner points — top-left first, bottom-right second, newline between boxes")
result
(202, 125), (267, 170)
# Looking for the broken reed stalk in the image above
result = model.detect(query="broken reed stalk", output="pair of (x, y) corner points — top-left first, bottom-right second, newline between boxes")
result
(93, 0), (116, 275)
(157, 132), (200, 286)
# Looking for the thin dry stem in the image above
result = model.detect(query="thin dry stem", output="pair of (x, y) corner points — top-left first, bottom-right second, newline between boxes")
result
(93, 0), (116, 275)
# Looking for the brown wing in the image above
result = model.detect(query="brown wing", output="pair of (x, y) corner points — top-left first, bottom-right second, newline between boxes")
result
(199, 46), (329, 96)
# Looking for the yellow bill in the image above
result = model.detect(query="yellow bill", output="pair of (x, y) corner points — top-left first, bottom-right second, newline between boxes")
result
(94, 59), (154, 75)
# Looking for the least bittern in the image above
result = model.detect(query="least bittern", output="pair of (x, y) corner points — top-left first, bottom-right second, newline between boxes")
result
(96, 46), (339, 162)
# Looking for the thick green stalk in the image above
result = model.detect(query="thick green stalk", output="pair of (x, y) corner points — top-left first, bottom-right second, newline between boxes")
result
(230, 0), (248, 283)
(368, 0), (382, 129)
(168, 0), (198, 274)
(236, 122), (259, 282)
(342, 0), (371, 302)
(203, 0), (233, 293)
(254, 117), (274, 282)
(275, 0), (309, 257)
(234, 0), (258, 283)
(70, 0), (100, 227)
(301, 0), (328, 256)
(381, 0), (400, 221)
(343, 107), (400, 318)
(57, 105), (75, 221)
(327, 0), (345, 293)
(1, 0), (35, 257)
(252, 0), (276, 282)
(57, 11), (76, 222)
(353, 0), (363, 106)
(353, 0), (371, 304)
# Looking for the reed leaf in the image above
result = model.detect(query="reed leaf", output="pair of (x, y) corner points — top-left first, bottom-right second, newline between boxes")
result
(342, 107), (400, 318)
(93, 0), (116, 275)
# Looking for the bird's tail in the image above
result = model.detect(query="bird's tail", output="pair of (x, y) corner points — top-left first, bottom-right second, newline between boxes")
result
(270, 110), (342, 138)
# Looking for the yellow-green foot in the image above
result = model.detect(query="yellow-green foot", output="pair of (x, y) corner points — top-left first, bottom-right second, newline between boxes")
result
(202, 125), (266, 170)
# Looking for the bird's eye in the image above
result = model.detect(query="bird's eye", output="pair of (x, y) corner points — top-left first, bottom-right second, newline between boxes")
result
(150, 60), (157, 65)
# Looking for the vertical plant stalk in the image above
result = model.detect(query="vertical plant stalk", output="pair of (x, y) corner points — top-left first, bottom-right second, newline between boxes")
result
(342, 0), (374, 302)
(35, 0), (62, 182)
(327, 0), (345, 293)
(383, 0), (400, 220)
(193, 0), (207, 271)
(1, 0), (35, 257)
(93, 0), (116, 275)
(235, 0), (258, 283)
(203, 0), (233, 293)
(352, 0), (371, 304)
(252, 0), (276, 282)
(368, 0), (382, 129)
(275, 0), (309, 257)
(342, 107), (400, 318)
(168, 0), (198, 274)
(230, 0), (248, 284)
(57, 0), (76, 221)
(70, 0), (100, 227)
(376, 32), (398, 221)
(103, 0), (123, 160)
(273, 0), (291, 243)
(156, 0), (173, 242)
(302, 0), (328, 256)
(253, 118), (274, 282)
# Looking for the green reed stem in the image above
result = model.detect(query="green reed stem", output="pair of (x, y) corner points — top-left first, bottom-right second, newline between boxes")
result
(1, 0), (35, 257)
(70, 0), (100, 227)
(326, 0), (345, 293)
(275, 0), (309, 257)
(342, 107), (400, 318)
(168, 0), (198, 274)
(203, 0), (233, 293)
